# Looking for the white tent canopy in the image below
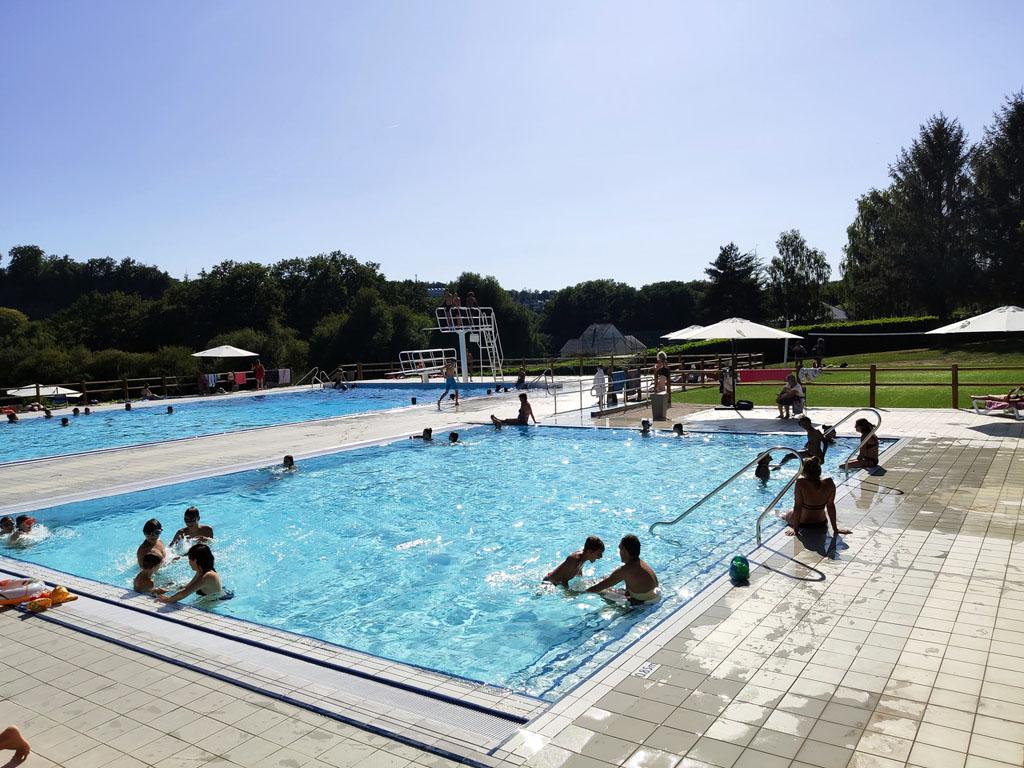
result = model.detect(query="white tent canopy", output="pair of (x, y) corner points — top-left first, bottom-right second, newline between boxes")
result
(661, 324), (704, 341)
(191, 345), (259, 358)
(6, 385), (82, 398)
(679, 317), (802, 341)
(926, 306), (1024, 334)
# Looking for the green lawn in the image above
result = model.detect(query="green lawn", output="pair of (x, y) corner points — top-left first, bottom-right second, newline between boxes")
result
(671, 342), (1024, 409)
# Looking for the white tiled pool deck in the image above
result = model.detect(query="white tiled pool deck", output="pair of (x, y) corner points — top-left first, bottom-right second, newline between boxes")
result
(2, 395), (1022, 768)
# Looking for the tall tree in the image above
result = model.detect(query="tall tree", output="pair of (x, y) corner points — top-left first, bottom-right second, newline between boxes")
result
(766, 230), (832, 323)
(973, 92), (1024, 305)
(840, 189), (910, 317)
(889, 114), (976, 316)
(702, 244), (764, 321)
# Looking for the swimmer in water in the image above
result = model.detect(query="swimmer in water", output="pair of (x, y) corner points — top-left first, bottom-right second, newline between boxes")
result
(755, 453), (771, 484)
(639, 419), (652, 436)
(43, 409), (53, 419)
(282, 454), (296, 471)
(125, 402), (132, 411)
(134, 552), (163, 593)
(169, 507), (214, 547)
(84, 407), (91, 415)
(166, 405), (174, 414)
(137, 518), (168, 567)
(0, 517), (14, 537)
(448, 431), (461, 444)
(155, 543), (224, 603)
(5, 412), (17, 423)
(10, 516), (37, 543)
(544, 536), (605, 587)
(73, 407), (80, 416)
(672, 423), (685, 437)
(410, 427), (433, 441)
(585, 534), (660, 605)
(60, 417), (69, 426)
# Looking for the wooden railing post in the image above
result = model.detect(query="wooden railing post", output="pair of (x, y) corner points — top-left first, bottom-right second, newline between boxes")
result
(869, 365), (876, 408)
(161, 375), (168, 398)
(122, 378), (129, 401)
(80, 380), (88, 403)
(951, 364), (959, 409)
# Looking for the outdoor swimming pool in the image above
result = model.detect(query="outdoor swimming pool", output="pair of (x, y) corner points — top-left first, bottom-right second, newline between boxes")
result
(4, 427), (885, 699)
(0, 384), (487, 464)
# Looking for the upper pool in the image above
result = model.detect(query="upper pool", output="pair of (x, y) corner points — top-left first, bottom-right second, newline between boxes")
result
(3, 427), (886, 699)
(0, 384), (487, 464)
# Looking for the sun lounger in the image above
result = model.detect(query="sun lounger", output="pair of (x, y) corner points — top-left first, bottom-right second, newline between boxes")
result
(970, 393), (1024, 420)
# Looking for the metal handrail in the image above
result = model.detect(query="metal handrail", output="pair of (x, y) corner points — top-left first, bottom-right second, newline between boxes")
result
(650, 445), (803, 546)
(293, 366), (321, 388)
(824, 407), (882, 479)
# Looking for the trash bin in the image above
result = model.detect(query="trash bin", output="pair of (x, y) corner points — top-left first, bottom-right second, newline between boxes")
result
(651, 392), (670, 421)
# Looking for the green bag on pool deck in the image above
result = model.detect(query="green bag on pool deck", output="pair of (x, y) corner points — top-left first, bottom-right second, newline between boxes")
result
(729, 555), (750, 583)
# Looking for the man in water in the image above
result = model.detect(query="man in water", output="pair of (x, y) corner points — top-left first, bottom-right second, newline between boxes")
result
(448, 432), (461, 444)
(169, 507), (214, 547)
(779, 417), (826, 467)
(490, 393), (537, 428)
(544, 536), (604, 587)
(410, 427), (433, 441)
(586, 534), (660, 605)
(137, 519), (168, 567)
(282, 455), (297, 471)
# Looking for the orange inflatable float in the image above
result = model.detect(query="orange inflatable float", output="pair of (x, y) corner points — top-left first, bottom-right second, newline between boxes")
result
(0, 579), (47, 605)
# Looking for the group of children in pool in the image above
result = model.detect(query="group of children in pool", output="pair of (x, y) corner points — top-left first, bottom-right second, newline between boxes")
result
(134, 507), (227, 603)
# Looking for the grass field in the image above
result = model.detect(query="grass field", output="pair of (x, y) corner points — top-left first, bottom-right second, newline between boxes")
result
(670, 342), (1024, 409)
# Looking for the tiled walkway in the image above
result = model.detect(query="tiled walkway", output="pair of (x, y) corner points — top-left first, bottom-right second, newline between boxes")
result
(2, 405), (1022, 768)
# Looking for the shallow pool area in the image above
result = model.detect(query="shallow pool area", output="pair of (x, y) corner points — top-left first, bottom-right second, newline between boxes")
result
(0, 384), (486, 464)
(3, 427), (884, 699)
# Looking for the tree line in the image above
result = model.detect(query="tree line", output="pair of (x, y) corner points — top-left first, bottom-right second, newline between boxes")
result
(1, 92), (1019, 384)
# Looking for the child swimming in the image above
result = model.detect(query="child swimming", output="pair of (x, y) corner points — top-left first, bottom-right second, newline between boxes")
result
(134, 552), (163, 593)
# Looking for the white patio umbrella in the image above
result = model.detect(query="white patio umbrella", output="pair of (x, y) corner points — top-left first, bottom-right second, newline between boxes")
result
(6, 385), (82, 398)
(191, 345), (259, 358)
(661, 324), (705, 341)
(926, 305), (1024, 334)
(681, 318), (803, 405)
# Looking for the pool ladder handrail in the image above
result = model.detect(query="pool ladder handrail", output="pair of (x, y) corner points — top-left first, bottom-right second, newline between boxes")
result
(650, 445), (803, 547)
(826, 407), (882, 479)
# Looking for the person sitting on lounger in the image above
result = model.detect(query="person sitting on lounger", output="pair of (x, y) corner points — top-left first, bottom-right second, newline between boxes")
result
(840, 418), (879, 470)
(544, 536), (604, 587)
(585, 534), (660, 605)
(490, 393), (537, 428)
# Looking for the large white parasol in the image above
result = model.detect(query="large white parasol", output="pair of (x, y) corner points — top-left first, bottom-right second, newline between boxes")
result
(661, 324), (705, 341)
(926, 306), (1024, 334)
(681, 318), (802, 405)
(191, 345), (259, 358)
(6, 385), (82, 398)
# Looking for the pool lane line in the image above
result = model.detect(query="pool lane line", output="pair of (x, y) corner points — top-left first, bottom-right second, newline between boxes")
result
(0, 563), (532, 724)
(11, 605), (501, 768)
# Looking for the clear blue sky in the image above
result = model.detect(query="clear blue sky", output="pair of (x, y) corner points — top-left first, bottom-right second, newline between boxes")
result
(2, 1), (1022, 290)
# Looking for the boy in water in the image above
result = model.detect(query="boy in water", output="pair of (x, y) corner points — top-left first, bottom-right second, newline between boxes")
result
(134, 552), (163, 593)
(137, 518), (168, 567)
(169, 507), (214, 547)
(545, 536), (605, 587)
(0, 517), (14, 537)
(11, 516), (36, 542)
(410, 428), (433, 441)
(586, 534), (660, 605)
(755, 454), (772, 484)
(282, 455), (296, 471)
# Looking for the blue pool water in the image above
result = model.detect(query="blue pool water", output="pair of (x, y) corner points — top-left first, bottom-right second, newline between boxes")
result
(0, 384), (486, 464)
(4, 427), (884, 698)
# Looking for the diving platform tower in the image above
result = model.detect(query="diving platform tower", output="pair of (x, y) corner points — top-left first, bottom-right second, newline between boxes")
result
(433, 307), (504, 383)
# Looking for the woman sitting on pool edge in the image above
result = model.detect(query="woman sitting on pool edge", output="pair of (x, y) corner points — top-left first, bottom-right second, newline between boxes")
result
(782, 457), (852, 538)
(155, 543), (229, 602)
(490, 393), (537, 428)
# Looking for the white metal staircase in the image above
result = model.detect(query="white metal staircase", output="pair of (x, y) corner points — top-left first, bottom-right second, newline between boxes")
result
(433, 307), (504, 382)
